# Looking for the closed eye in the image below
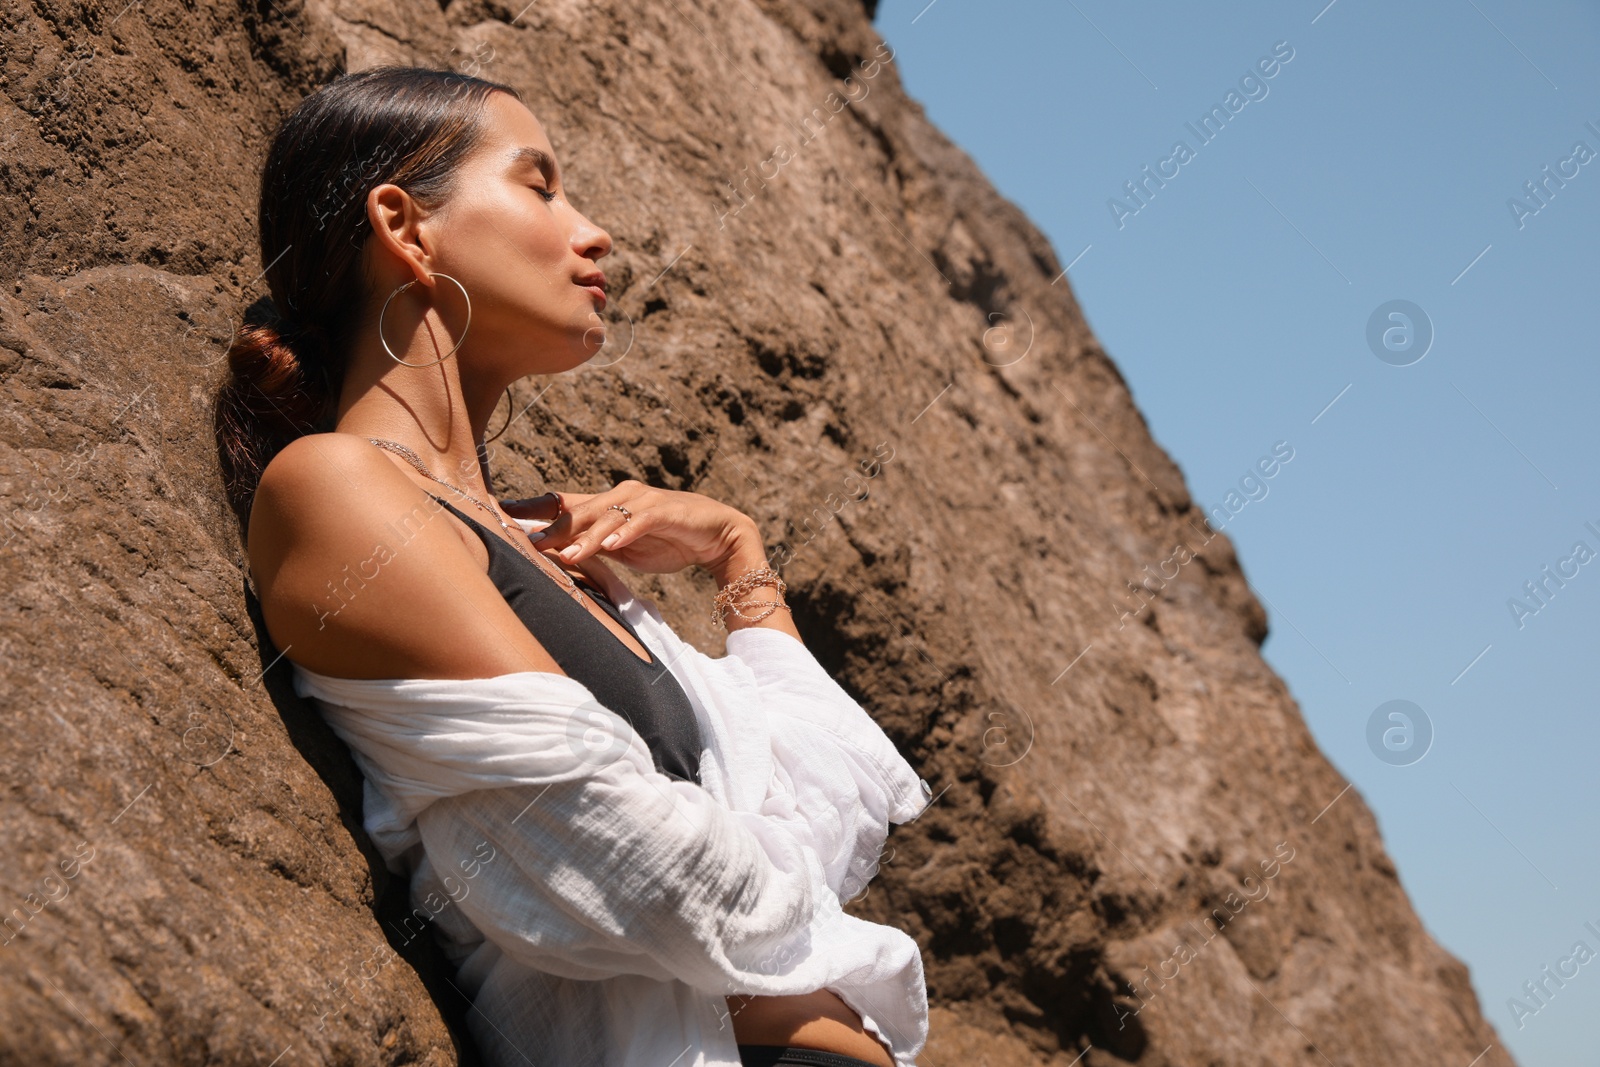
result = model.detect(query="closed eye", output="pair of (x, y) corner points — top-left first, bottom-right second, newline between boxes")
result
(533, 186), (558, 203)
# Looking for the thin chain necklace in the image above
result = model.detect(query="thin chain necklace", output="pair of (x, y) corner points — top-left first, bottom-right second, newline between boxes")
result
(366, 437), (590, 604)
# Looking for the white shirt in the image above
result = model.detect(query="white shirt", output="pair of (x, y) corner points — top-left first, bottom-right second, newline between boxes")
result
(291, 565), (933, 1067)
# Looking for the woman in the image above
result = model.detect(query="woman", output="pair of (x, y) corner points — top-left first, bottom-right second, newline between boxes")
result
(214, 67), (930, 1067)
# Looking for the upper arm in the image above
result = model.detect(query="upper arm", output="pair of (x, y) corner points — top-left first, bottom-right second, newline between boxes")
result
(246, 433), (565, 680)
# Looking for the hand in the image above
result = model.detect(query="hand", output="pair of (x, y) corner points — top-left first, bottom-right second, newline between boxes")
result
(501, 480), (763, 576)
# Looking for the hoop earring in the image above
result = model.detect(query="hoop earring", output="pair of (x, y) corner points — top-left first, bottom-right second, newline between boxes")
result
(379, 271), (472, 368)
(485, 386), (514, 443)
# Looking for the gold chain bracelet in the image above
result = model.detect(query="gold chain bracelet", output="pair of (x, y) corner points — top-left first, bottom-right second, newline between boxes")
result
(726, 597), (793, 625)
(712, 566), (789, 629)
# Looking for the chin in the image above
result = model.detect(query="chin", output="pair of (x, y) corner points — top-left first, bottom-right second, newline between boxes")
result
(579, 324), (607, 353)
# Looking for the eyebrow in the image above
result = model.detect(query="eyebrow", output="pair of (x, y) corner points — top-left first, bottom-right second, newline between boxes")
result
(508, 146), (558, 184)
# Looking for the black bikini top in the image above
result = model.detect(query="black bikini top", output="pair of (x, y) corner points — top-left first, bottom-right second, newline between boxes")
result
(429, 495), (704, 786)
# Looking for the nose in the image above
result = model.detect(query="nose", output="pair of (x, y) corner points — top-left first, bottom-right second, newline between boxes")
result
(571, 209), (613, 262)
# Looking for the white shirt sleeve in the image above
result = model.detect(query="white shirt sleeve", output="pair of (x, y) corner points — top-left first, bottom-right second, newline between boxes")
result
(294, 662), (927, 1000)
(292, 588), (933, 1065)
(706, 626), (929, 903)
(412, 761), (921, 998)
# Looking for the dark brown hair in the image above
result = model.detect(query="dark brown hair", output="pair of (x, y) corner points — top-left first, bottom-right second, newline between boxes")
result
(214, 66), (522, 525)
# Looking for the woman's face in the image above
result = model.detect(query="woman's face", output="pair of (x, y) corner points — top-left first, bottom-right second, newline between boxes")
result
(422, 91), (614, 379)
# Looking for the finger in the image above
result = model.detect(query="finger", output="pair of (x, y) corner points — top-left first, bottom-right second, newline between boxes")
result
(598, 509), (658, 552)
(499, 492), (563, 522)
(530, 483), (652, 550)
(548, 483), (651, 536)
(555, 506), (636, 563)
(512, 491), (602, 544)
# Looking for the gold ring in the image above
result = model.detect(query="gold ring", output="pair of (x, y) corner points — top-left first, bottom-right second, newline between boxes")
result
(608, 504), (632, 521)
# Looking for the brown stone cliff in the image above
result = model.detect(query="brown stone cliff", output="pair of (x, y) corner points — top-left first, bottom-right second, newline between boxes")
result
(0, 0), (1514, 1063)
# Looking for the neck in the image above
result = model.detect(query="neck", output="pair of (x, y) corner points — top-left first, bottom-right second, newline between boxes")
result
(333, 330), (509, 494)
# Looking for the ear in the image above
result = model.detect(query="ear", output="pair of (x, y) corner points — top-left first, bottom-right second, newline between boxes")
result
(367, 183), (435, 285)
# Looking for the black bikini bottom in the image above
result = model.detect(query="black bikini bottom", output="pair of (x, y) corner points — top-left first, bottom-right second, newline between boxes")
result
(737, 1044), (887, 1067)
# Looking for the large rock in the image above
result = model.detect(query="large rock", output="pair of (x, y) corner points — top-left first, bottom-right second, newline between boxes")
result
(0, 0), (1514, 1063)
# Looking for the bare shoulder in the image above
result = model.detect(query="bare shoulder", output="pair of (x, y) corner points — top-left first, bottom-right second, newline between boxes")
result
(248, 432), (419, 578)
(248, 432), (562, 680)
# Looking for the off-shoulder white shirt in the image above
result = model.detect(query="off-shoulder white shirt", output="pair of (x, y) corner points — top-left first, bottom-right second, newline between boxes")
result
(291, 565), (933, 1067)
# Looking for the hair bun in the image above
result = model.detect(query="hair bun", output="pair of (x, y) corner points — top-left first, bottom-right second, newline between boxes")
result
(224, 321), (328, 435)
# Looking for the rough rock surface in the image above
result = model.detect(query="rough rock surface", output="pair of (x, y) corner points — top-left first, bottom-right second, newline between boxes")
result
(0, 0), (1515, 1064)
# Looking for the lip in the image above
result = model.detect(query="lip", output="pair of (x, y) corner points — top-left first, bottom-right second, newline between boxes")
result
(575, 271), (608, 311)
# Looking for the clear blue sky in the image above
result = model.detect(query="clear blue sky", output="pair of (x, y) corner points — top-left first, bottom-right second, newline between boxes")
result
(873, 2), (1600, 1063)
